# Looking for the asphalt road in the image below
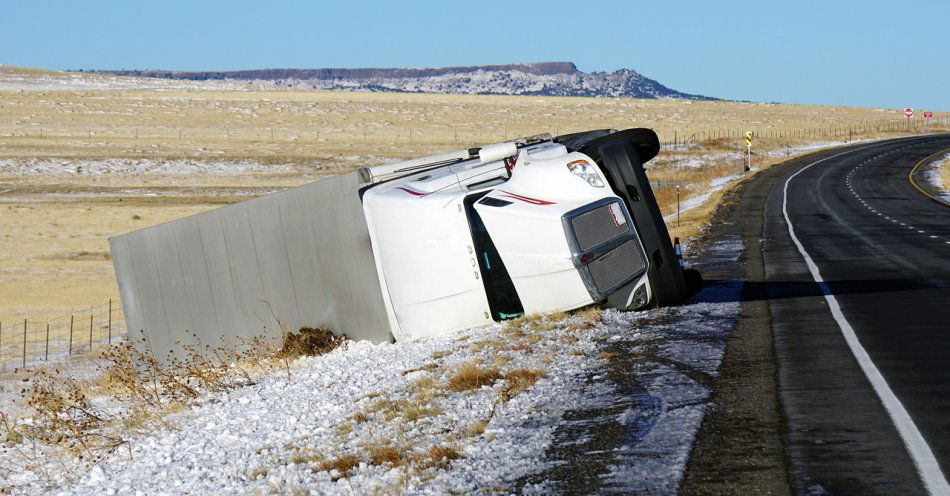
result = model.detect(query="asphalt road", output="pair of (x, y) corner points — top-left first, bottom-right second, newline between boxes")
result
(682, 134), (950, 495)
(762, 135), (950, 495)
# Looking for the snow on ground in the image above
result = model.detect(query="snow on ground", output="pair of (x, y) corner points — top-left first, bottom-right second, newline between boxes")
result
(520, 235), (742, 494)
(0, 68), (250, 92)
(0, 158), (303, 176)
(665, 138), (883, 221)
(663, 174), (741, 221)
(764, 137), (883, 158)
(0, 237), (743, 495)
(923, 153), (950, 202)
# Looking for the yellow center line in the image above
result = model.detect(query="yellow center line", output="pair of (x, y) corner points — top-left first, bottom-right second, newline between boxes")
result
(907, 147), (950, 207)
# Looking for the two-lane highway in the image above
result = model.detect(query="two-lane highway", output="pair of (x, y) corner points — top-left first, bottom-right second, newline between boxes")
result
(763, 135), (950, 494)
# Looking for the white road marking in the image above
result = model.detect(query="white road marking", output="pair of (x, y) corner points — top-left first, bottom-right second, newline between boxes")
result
(783, 144), (950, 495)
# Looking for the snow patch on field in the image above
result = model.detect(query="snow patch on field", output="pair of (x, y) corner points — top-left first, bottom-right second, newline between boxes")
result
(0, 157), (369, 176)
(664, 174), (741, 221)
(764, 137), (880, 158)
(0, 158), (290, 176)
(0, 70), (250, 92)
(923, 153), (950, 202)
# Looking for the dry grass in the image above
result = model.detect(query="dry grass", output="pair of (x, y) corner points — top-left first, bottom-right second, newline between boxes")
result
(319, 455), (361, 480)
(2, 67), (943, 160)
(2, 66), (947, 325)
(430, 349), (453, 360)
(419, 445), (462, 469)
(446, 362), (503, 392)
(940, 154), (950, 193)
(370, 446), (403, 466)
(7, 325), (346, 462)
(503, 368), (544, 397)
(452, 419), (488, 440)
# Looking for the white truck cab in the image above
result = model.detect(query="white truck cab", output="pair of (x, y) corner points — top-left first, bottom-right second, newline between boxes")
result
(360, 129), (698, 341)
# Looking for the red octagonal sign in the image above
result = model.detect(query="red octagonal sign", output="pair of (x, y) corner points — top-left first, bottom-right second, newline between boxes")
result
(904, 108), (914, 118)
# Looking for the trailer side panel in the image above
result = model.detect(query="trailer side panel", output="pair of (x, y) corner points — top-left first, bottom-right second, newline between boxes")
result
(109, 171), (392, 362)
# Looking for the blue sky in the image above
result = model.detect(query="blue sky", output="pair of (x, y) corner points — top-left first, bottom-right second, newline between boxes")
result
(2, 0), (947, 109)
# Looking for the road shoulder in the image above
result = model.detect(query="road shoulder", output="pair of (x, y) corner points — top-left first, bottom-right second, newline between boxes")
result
(679, 157), (803, 495)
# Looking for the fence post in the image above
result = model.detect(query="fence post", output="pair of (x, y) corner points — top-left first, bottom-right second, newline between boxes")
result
(108, 299), (112, 343)
(45, 324), (50, 361)
(69, 315), (74, 355)
(89, 315), (93, 351)
(23, 319), (27, 368)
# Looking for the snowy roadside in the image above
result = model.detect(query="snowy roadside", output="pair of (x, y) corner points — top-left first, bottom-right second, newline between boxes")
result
(922, 152), (950, 202)
(663, 138), (883, 221)
(663, 174), (740, 222)
(0, 157), (390, 176)
(1, 234), (742, 495)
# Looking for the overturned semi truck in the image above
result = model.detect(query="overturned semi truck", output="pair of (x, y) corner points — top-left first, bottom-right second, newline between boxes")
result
(110, 128), (701, 361)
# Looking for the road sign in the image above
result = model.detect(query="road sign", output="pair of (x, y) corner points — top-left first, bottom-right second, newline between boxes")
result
(904, 108), (914, 118)
(924, 111), (933, 118)
(744, 131), (752, 172)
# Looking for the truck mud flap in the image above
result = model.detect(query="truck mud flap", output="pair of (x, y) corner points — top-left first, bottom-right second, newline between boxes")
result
(581, 136), (688, 307)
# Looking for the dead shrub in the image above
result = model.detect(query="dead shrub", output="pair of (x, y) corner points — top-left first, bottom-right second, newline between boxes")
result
(24, 369), (125, 460)
(0, 410), (23, 444)
(447, 363), (503, 392)
(281, 326), (345, 359)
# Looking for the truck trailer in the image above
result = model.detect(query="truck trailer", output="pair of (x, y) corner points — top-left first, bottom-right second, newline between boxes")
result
(109, 128), (701, 360)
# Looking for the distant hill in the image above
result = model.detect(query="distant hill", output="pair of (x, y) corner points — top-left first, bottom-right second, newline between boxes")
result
(93, 62), (716, 100)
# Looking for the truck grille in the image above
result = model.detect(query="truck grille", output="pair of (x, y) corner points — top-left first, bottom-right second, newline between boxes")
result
(569, 203), (630, 252)
(587, 240), (645, 293)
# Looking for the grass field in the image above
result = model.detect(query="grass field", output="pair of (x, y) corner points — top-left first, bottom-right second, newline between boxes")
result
(1, 65), (948, 325)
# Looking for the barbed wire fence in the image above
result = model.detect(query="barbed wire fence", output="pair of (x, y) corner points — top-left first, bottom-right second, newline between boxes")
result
(0, 299), (126, 372)
(656, 117), (950, 148)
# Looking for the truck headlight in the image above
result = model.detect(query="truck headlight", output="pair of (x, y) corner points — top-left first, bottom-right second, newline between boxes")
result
(567, 160), (605, 188)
